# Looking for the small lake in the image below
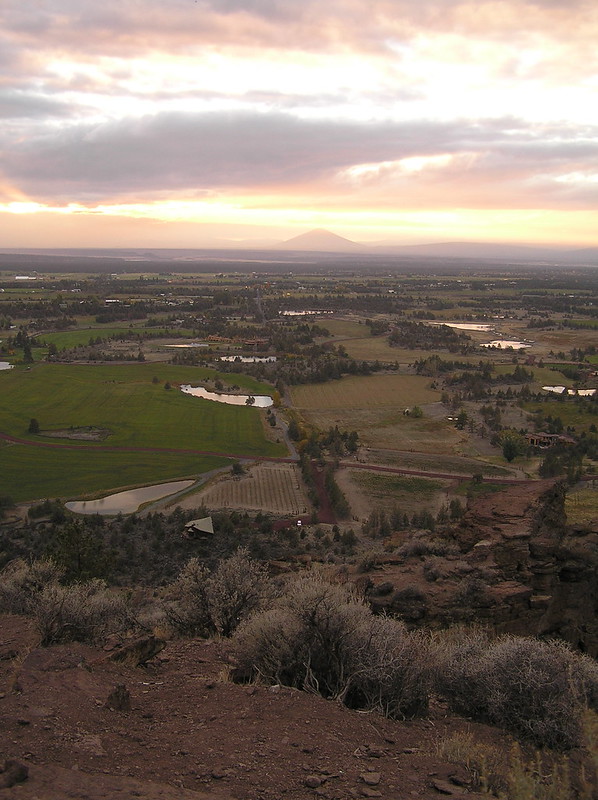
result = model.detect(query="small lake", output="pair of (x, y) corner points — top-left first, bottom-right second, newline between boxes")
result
(543, 386), (596, 396)
(480, 340), (532, 349)
(430, 322), (494, 331)
(163, 343), (209, 348)
(280, 310), (333, 316)
(0, 362), (14, 371)
(219, 355), (277, 363)
(66, 479), (194, 515)
(181, 384), (273, 407)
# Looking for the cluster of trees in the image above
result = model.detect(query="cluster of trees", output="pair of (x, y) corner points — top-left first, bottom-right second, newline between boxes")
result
(388, 320), (472, 353)
(414, 355), (493, 376)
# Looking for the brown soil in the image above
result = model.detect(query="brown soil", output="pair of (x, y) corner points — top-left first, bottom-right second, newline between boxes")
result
(0, 614), (500, 800)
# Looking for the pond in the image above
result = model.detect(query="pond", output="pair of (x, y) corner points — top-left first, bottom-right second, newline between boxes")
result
(163, 343), (209, 348)
(219, 355), (277, 363)
(280, 310), (333, 316)
(480, 340), (532, 349)
(0, 362), (14, 371)
(543, 386), (596, 396)
(180, 384), (273, 407)
(430, 322), (494, 331)
(66, 479), (194, 515)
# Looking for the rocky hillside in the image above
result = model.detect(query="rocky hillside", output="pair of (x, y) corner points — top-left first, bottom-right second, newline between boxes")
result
(366, 480), (598, 656)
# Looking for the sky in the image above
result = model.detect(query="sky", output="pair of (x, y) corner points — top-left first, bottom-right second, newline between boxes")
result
(1, 0), (597, 249)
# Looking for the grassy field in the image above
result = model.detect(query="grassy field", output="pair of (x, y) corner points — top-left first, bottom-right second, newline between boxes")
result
(347, 470), (451, 515)
(307, 408), (464, 453)
(0, 363), (285, 501)
(0, 363), (283, 454)
(523, 400), (597, 433)
(0, 445), (228, 503)
(565, 482), (598, 525)
(290, 374), (440, 410)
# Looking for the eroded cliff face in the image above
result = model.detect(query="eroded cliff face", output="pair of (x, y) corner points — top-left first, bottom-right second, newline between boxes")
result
(366, 480), (598, 656)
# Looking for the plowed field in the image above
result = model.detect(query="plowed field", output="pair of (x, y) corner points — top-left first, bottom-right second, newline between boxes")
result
(186, 462), (311, 515)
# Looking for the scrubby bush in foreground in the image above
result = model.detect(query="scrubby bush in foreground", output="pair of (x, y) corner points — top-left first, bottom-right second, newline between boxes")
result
(163, 548), (270, 637)
(0, 558), (135, 645)
(434, 629), (598, 750)
(0, 558), (66, 614)
(232, 573), (431, 719)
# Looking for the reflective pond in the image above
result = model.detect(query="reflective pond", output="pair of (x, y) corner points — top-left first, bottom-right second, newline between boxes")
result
(543, 386), (596, 396)
(180, 384), (273, 407)
(430, 322), (494, 331)
(66, 480), (194, 515)
(0, 362), (14, 370)
(218, 355), (277, 363)
(480, 340), (532, 349)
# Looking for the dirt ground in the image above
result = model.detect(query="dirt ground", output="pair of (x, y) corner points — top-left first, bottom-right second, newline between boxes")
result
(0, 614), (503, 800)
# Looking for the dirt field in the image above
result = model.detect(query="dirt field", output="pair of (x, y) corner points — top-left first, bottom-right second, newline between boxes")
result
(175, 462), (311, 516)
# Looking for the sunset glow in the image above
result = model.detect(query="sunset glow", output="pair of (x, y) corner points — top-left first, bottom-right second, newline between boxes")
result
(1, 0), (597, 248)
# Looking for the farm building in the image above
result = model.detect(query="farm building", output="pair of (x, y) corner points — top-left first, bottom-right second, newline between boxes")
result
(183, 516), (214, 539)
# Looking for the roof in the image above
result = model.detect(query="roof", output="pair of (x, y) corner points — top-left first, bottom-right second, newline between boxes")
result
(184, 516), (214, 535)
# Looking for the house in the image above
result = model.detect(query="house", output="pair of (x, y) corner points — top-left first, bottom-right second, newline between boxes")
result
(525, 433), (576, 448)
(183, 516), (214, 539)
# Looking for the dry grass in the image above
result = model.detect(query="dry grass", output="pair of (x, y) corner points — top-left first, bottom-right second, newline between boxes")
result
(565, 483), (598, 526)
(291, 374), (440, 410)
(348, 470), (451, 515)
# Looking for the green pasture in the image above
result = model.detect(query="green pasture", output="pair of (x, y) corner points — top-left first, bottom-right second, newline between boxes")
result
(0, 445), (228, 503)
(492, 364), (568, 385)
(40, 328), (142, 349)
(0, 363), (285, 456)
(319, 319), (368, 339)
(523, 400), (597, 432)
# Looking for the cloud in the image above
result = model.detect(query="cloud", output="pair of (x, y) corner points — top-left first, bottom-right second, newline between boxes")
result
(0, 90), (75, 119)
(1, 109), (596, 211)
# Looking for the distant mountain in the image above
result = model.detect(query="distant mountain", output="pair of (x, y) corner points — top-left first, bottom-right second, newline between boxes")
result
(278, 229), (365, 252)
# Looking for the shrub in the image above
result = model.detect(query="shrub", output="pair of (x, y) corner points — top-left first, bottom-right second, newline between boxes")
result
(0, 558), (65, 614)
(233, 573), (431, 718)
(35, 580), (132, 646)
(434, 630), (597, 749)
(163, 548), (270, 638)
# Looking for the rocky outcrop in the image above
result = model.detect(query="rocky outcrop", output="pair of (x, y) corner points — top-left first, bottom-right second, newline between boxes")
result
(366, 480), (598, 656)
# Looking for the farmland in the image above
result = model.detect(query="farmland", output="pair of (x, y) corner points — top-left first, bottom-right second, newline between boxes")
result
(0, 362), (284, 501)
(178, 462), (310, 516)
(290, 374), (439, 410)
(337, 469), (452, 520)
(1, 259), (597, 511)
(0, 443), (228, 503)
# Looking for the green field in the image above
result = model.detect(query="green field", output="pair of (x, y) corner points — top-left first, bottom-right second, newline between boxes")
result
(0, 363), (284, 501)
(0, 363), (282, 452)
(0, 445), (228, 502)
(523, 400), (597, 433)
